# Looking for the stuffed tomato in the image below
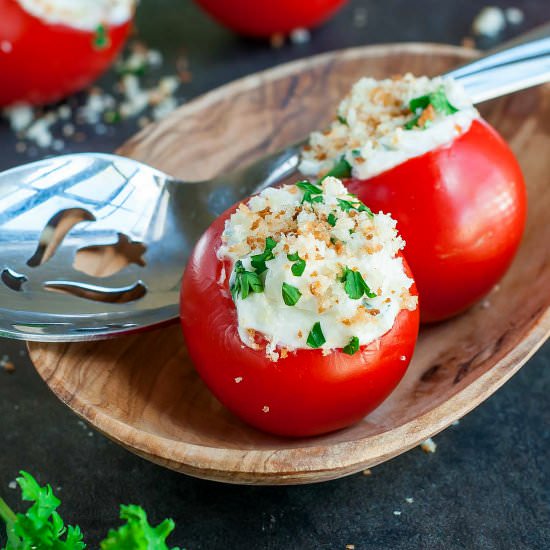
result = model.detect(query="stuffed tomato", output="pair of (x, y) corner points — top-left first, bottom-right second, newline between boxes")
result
(180, 177), (419, 437)
(300, 74), (527, 322)
(0, 0), (134, 106)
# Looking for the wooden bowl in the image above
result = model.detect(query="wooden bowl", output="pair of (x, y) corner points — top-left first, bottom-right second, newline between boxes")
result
(28, 44), (550, 484)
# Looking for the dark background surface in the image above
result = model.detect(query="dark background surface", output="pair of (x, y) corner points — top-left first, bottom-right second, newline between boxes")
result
(1, 1), (549, 548)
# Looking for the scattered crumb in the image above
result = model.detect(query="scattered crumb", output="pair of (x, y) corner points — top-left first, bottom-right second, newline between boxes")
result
(346, 545), (355, 550)
(8, 480), (17, 490)
(452, 420), (460, 426)
(270, 33), (285, 48)
(472, 6), (506, 37)
(353, 7), (368, 28)
(505, 7), (524, 25)
(234, 377), (243, 384)
(393, 510), (402, 516)
(481, 300), (491, 309)
(362, 469), (372, 476)
(88, 432), (94, 437)
(405, 497), (414, 504)
(420, 437), (437, 454)
(1, 355), (15, 373)
(262, 405), (270, 413)
(400, 355), (407, 361)
(290, 27), (311, 45)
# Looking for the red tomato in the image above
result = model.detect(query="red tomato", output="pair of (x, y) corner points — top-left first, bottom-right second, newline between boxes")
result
(193, 0), (348, 37)
(345, 118), (527, 323)
(0, 0), (133, 106)
(180, 204), (419, 437)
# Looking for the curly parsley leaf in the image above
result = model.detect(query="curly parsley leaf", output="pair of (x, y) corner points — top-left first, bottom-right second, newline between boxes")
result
(327, 212), (337, 227)
(337, 115), (348, 125)
(231, 261), (264, 300)
(250, 237), (277, 274)
(336, 197), (373, 217)
(100, 504), (180, 550)
(339, 267), (377, 300)
(282, 283), (302, 306)
(405, 87), (458, 130)
(296, 180), (324, 205)
(0, 470), (86, 550)
(287, 252), (306, 277)
(343, 336), (360, 355)
(320, 157), (352, 182)
(93, 24), (110, 50)
(306, 322), (326, 348)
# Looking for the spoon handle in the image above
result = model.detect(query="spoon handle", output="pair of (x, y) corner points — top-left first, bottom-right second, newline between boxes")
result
(448, 23), (550, 103)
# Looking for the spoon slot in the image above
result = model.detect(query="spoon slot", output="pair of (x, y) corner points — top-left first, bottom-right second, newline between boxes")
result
(43, 280), (147, 303)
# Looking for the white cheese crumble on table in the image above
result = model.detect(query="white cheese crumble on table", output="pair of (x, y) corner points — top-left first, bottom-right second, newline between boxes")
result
(299, 74), (479, 181)
(420, 437), (437, 453)
(16, 0), (134, 31)
(218, 177), (417, 361)
(472, 6), (507, 37)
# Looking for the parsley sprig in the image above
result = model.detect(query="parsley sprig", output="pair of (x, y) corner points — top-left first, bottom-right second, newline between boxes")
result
(343, 336), (360, 355)
(287, 252), (306, 277)
(320, 157), (352, 182)
(250, 237), (277, 274)
(339, 267), (377, 300)
(231, 260), (263, 300)
(306, 322), (326, 348)
(296, 181), (324, 205)
(404, 87), (458, 130)
(0, 472), (181, 549)
(281, 283), (302, 306)
(337, 197), (373, 217)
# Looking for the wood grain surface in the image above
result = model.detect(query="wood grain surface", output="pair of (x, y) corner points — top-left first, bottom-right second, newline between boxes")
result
(28, 44), (550, 484)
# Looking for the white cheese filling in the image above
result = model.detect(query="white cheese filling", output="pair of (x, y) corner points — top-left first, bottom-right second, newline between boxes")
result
(218, 177), (417, 361)
(299, 74), (479, 181)
(16, 0), (134, 30)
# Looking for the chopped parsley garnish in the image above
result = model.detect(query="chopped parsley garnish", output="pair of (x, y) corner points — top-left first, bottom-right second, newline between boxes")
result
(327, 212), (337, 227)
(287, 252), (306, 276)
(306, 322), (326, 348)
(405, 86), (458, 130)
(337, 197), (373, 217)
(93, 23), (110, 50)
(338, 115), (348, 125)
(250, 237), (277, 274)
(296, 180), (324, 204)
(282, 283), (302, 306)
(343, 336), (360, 355)
(320, 157), (352, 181)
(351, 149), (362, 157)
(339, 267), (377, 300)
(231, 261), (263, 300)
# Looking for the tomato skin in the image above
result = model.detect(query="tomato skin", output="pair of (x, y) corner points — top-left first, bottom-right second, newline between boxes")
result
(345, 119), (527, 323)
(193, 0), (348, 37)
(180, 205), (419, 437)
(0, 0), (133, 106)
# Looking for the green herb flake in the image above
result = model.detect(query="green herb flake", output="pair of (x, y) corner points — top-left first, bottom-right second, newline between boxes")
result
(339, 267), (377, 300)
(287, 252), (306, 276)
(321, 157), (352, 181)
(337, 115), (348, 125)
(306, 322), (326, 348)
(93, 23), (110, 50)
(231, 260), (264, 300)
(405, 86), (458, 130)
(250, 237), (277, 274)
(351, 149), (362, 157)
(343, 336), (360, 355)
(296, 180), (324, 205)
(282, 282), (302, 306)
(327, 212), (337, 227)
(337, 197), (373, 217)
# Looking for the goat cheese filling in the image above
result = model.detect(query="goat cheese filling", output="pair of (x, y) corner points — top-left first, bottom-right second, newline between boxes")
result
(16, 0), (134, 30)
(299, 74), (479, 181)
(218, 177), (417, 361)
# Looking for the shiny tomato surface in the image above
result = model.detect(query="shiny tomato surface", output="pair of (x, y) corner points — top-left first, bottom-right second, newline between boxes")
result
(0, 0), (133, 106)
(346, 119), (527, 323)
(194, 0), (347, 37)
(180, 204), (419, 437)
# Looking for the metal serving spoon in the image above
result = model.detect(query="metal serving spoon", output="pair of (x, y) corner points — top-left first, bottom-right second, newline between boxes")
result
(2, 25), (550, 342)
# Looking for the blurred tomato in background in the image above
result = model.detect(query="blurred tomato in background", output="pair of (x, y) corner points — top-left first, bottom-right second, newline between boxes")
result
(194, 0), (348, 37)
(0, 0), (135, 107)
